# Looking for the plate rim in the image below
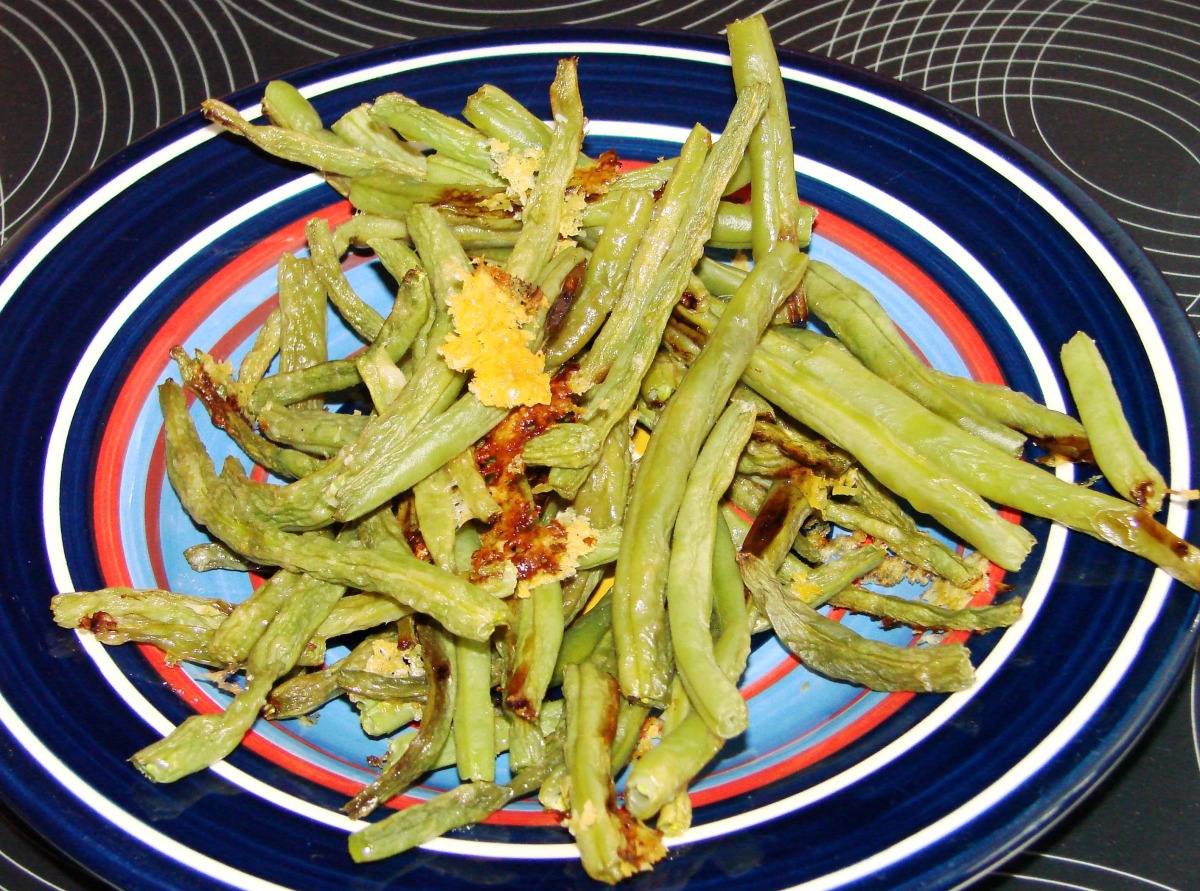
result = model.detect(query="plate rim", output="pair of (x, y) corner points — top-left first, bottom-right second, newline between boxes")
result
(1, 25), (1198, 891)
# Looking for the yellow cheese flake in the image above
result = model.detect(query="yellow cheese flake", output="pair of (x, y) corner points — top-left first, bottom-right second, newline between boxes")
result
(440, 263), (551, 408)
(788, 571), (823, 604)
(488, 138), (543, 209)
(573, 799), (599, 834)
(363, 638), (421, 678)
(515, 508), (596, 598)
(831, 468), (859, 497)
(558, 187), (588, 239)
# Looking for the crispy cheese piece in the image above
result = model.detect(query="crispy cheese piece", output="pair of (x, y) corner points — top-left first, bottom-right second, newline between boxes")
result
(514, 508), (596, 598)
(440, 263), (551, 408)
(489, 138), (543, 210)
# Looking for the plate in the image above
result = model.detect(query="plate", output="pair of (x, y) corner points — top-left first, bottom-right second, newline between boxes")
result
(1, 27), (1198, 891)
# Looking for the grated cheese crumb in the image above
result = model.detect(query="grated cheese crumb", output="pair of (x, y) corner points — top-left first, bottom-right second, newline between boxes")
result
(558, 187), (588, 239)
(788, 571), (823, 603)
(515, 508), (597, 598)
(363, 637), (422, 678)
(440, 262), (551, 408)
(488, 138), (543, 210)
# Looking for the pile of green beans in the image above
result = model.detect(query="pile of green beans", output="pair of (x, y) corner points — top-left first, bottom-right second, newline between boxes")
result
(49, 13), (1198, 885)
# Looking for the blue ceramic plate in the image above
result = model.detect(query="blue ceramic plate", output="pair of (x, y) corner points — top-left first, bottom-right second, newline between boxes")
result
(1, 29), (1197, 891)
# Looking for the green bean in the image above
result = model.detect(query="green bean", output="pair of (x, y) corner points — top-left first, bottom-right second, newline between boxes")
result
(739, 477), (812, 572)
(544, 189), (656, 367)
(51, 588), (231, 630)
(257, 404), (367, 456)
(609, 697), (652, 777)
(412, 466), (459, 572)
(264, 632), (386, 720)
(522, 423), (601, 469)
(204, 98), (423, 179)
(332, 391), (508, 523)
(315, 592), (410, 640)
(797, 342), (1200, 589)
(333, 668), (427, 701)
(370, 92), (494, 170)
(305, 218), (386, 341)
(820, 501), (980, 589)
(928, 369), (1091, 460)
(721, 503), (832, 628)
(336, 248), (431, 371)
(454, 634), (496, 783)
(509, 727), (567, 800)
(575, 423), (634, 532)
(552, 590), (613, 686)
(624, 515), (749, 820)
(829, 586), (1023, 632)
(804, 261), (1026, 455)
(728, 14), (806, 258)
(744, 347), (1036, 571)
(741, 554), (976, 692)
(331, 253), (433, 374)
(347, 178), (507, 220)
(184, 542), (261, 573)
(504, 59), (585, 284)
(639, 349), (686, 410)
(249, 361), (362, 411)
(132, 564), (346, 782)
(174, 348), (322, 479)
(210, 568), (326, 665)
(562, 662), (666, 883)
(803, 545), (888, 603)
(75, 614), (233, 667)
(358, 700), (421, 738)
(536, 248), (590, 335)
(330, 104), (427, 171)
(445, 447), (501, 522)
(463, 83), (553, 151)
(160, 382), (506, 640)
(1061, 331), (1167, 511)
(387, 709), (502, 772)
(694, 256), (749, 298)
(261, 81), (340, 142)
(349, 781), (512, 863)
(345, 621), (457, 818)
(580, 196), (765, 252)
(239, 308), (281, 387)
(332, 218), (401, 257)
(277, 253), (328, 411)
(505, 581), (564, 723)
(424, 153), (506, 187)
(355, 351), (407, 412)
(667, 401), (756, 739)
(613, 240), (804, 706)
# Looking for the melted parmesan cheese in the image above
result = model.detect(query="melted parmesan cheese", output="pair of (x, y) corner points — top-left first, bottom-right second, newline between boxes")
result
(488, 138), (544, 210)
(440, 263), (552, 408)
(515, 508), (596, 598)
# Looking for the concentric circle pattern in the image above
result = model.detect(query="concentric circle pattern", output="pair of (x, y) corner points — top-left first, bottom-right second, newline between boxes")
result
(1, 5), (1199, 891)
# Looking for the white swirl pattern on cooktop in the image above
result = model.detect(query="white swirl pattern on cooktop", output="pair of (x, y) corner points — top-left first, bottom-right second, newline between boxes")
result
(0, 3), (1197, 891)
(775, 0), (1200, 325)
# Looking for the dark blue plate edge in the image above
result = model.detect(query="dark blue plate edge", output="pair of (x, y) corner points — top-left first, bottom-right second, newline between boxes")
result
(0, 25), (1196, 891)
